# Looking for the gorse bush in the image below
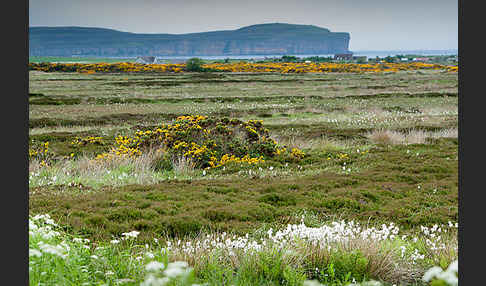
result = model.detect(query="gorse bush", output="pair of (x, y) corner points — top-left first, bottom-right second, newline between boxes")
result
(94, 115), (304, 171)
(29, 141), (53, 167)
(28, 61), (458, 74)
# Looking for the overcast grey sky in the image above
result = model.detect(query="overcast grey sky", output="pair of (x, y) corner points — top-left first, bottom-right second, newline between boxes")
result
(29, 0), (458, 51)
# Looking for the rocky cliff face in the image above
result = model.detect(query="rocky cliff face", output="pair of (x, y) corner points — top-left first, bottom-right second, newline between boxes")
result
(29, 23), (351, 57)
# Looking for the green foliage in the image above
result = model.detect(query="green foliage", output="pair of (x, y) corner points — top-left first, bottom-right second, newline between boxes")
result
(194, 256), (235, 285)
(430, 280), (450, 286)
(326, 250), (369, 282)
(29, 214), (196, 286)
(311, 250), (369, 285)
(237, 249), (307, 286)
(302, 56), (333, 63)
(185, 57), (205, 72)
(281, 55), (299, 62)
(258, 193), (297, 207)
(163, 216), (205, 237)
(151, 152), (174, 172)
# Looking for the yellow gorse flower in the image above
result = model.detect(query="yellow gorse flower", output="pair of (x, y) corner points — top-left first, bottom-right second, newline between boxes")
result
(29, 62), (457, 74)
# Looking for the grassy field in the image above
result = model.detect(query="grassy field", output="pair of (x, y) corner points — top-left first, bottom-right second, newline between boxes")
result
(28, 67), (458, 285)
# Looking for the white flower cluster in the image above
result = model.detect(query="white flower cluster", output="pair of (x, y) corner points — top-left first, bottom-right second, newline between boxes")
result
(268, 220), (400, 247)
(29, 214), (71, 259)
(422, 260), (458, 286)
(170, 220), (404, 257)
(29, 214), (95, 260)
(140, 260), (197, 286)
(304, 279), (385, 286)
(29, 214), (60, 239)
(166, 231), (265, 256)
(122, 230), (141, 239)
(420, 223), (457, 253)
(165, 218), (458, 272)
(36, 241), (69, 259)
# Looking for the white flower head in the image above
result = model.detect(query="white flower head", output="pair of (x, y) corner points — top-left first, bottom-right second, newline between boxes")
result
(145, 261), (165, 272)
(422, 266), (443, 282)
(447, 260), (458, 273)
(163, 261), (190, 278)
(303, 281), (323, 286)
(37, 242), (67, 259)
(145, 252), (155, 259)
(73, 238), (84, 243)
(121, 230), (140, 239)
(140, 274), (169, 286)
(29, 248), (42, 258)
(436, 270), (458, 286)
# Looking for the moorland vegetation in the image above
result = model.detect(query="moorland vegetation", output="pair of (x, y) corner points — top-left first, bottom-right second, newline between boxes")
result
(29, 62), (458, 285)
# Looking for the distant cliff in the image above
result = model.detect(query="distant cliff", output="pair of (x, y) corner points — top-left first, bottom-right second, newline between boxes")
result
(29, 23), (350, 57)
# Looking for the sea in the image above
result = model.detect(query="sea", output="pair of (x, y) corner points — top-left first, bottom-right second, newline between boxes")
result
(149, 49), (458, 61)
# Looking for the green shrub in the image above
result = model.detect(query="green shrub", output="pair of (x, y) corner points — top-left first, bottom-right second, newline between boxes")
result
(185, 58), (205, 72)
(317, 250), (370, 284)
(151, 152), (174, 171)
(237, 249), (307, 285)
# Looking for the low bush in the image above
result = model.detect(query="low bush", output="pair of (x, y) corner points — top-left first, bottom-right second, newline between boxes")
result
(94, 115), (305, 172)
(185, 58), (205, 72)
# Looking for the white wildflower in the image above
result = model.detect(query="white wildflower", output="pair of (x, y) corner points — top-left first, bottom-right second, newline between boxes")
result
(145, 252), (155, 259)
(29, 248), (42, 258)
(140, 274), (169, 286)
(163, 261), (190, 278)
(422, 266), (443, 282)
(447, 260), (458, 273)
(121, 230), (140, 239)
(436, 270), (458, 286)
(303, 281), (323, 286)
(145, 261), (165, 272)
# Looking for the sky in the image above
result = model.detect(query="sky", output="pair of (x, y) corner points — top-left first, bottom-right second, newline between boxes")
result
(29, 0), (458, 51)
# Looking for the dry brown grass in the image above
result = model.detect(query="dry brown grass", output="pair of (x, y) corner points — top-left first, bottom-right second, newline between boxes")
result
(342, 238), (418, 284)
(271, 132), (351, 151)
(172, 155), (196, 175)
(430, 128), (458, 139)
(30, 151), (170, 187)
(29, 159), (43, 173)
(365, 128), (458, 145)
(404, 129), (429, 144)
(365, 129), (406, 145)
(303, 104), (325, 114)
(29, 124), (122, 136)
